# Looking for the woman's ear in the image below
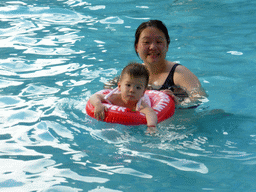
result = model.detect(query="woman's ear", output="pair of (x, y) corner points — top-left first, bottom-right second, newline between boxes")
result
(166, 44), (169, 53)
(135, 44), (138, 53)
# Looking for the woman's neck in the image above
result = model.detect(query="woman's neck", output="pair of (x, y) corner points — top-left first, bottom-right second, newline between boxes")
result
(144, 60), (168, 75)
(144, 60), (175, 87)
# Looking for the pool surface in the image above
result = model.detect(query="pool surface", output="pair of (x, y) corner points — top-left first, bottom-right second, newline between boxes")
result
(0, 0), (256, 191)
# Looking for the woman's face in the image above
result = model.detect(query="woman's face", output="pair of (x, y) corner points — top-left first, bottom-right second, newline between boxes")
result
(135, 27), (169, 64)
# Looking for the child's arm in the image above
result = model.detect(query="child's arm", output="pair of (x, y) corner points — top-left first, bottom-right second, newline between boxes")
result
(89, 93), (108, 120)
(139, 101), (158, 134)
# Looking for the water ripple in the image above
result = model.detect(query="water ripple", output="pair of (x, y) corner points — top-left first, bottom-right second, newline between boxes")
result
(0, 5), (93, 25)
(1, 0), (256, 191)
(119, 148), (208, 174)
(19, 63), (81, 78)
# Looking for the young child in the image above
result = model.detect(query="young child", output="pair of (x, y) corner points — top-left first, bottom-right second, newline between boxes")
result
(89, 62), (158, 133)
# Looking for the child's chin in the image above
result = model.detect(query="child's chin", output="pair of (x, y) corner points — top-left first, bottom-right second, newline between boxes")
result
(126, 98), (138, 102)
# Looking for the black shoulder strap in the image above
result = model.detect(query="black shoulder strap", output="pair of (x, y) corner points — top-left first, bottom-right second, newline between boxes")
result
(159, 64), (180, 90)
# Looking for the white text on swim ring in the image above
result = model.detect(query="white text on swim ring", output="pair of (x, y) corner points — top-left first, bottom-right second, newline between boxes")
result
(104, 104), (126, 112)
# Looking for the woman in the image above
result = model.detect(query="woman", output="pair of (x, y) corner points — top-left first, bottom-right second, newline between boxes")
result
(105, 20), (207, 108)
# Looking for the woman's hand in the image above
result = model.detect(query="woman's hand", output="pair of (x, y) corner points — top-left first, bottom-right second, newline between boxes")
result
(160, 89), (181, 105)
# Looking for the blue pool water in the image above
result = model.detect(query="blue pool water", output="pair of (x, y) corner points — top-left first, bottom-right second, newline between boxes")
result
(1, 0), (256, 191)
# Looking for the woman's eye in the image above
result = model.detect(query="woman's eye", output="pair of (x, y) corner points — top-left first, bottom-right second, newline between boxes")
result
(137, 87), (142, 90)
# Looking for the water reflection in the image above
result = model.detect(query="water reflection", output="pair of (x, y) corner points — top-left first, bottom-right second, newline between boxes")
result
(87, 107), (256, 175)
(1, 0), (256, 191)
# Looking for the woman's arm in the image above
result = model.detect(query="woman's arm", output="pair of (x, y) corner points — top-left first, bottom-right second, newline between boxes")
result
(164, 65), (207, 107)
(89, 93), (108, 120)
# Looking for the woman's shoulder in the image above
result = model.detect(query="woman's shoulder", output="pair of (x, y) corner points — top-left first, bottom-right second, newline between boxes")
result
(177, 66), (197, 79)
(167, 61), (182, 71)
(172, 63), (201, 87)
(169, 62), (192, 76)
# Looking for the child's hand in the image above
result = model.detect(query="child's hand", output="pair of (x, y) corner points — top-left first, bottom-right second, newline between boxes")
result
(94, 104), (108, 120)
(146, 125), (158, 135)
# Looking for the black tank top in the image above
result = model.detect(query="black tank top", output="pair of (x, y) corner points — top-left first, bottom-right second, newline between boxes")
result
(159, 64), (180, 90)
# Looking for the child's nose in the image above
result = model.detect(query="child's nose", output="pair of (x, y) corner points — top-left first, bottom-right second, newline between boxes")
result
(129, 86), (135, 92)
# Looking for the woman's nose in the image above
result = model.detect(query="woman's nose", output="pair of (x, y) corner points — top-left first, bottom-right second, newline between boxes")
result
(149, 42), (157, 49)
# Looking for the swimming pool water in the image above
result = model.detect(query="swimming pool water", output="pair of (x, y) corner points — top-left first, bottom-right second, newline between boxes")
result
(0, 0), (256, 191)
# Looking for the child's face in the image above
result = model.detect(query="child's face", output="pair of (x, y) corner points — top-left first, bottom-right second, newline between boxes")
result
(118, 74), (147, 103)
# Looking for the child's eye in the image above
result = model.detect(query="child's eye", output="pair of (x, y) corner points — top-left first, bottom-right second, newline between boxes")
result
(126, 84), (131, 87)
(137, 86), (142, 90)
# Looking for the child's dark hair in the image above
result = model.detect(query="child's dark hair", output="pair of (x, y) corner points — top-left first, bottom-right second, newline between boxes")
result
(120, 62), (149, 88)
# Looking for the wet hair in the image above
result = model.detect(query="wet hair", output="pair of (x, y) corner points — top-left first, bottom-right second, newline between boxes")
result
(119, 62), (149, 88)
(134, 20), (170, 56)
